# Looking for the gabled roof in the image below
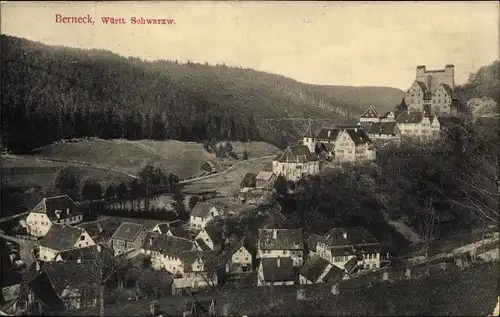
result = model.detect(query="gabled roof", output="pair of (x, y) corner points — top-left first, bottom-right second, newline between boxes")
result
(256, 171), (276, 181)
(380, 111), (395, 119)
(322, 264), (346, 283)
(228, 237), (256, 258)
(55, 244), (112, 261)
(316, 128), (341, 141)
(343, 128), (372, 146)
(111, 222), (145, 242)
(30, 195), (81, 220)
(344, 257), (360, 277)
(273, 145), (319, 163)
(307, 233), (321, 252)
(440, 83), (457, 100)
(202, 225), (223, 245)
(26, 270), (64, 310)
(260, 258), (299, 282)
(195, 238), (212, 252)
(299, 255), (331, 283)
(167, 227), (190, 239)
(77, 218), (122, 241)
(437, 116), (462, 127)
(367, 122), (399, 135)
(180, 250), (219, 273)
(258, 228), (303, 250)
(191, 202), (216, 218)
(321, 227), (379, 247)
(143, 233), (196, 258)
(360, 106), (379, 119)
(39, 224), (87, 251)
(240, 172), (257, 188)
(154, 223), (170, 234)
(396, 111), (424, 124)
(413, 81), (428, 93)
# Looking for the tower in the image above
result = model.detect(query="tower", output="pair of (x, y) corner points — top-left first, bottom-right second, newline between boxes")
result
(302, 120), (315, 154)
(444, 64), (455, 89)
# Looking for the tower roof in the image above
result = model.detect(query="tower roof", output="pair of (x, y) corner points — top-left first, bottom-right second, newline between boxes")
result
(303, 121), (314, 138)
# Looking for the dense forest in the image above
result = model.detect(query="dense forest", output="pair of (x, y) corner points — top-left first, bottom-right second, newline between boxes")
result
(455, 60), (500, 105)
(1, 35), (404, 153)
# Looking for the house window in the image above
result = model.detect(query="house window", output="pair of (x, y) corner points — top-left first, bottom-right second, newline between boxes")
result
(334, 256), (342, 262)
(282, 250), (286, 255)
(78, 243), (82, 247)
(80, 236), (85, 241)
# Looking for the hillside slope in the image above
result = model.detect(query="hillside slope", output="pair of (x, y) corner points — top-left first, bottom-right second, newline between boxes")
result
(1, 35), (404, 152)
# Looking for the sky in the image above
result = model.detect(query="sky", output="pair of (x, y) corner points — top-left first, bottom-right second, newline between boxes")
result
(1, 1), (498, 90)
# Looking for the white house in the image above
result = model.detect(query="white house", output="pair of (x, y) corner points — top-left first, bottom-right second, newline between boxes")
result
(257, 228), (304, 267)
(141, 232), (197, 274)
(226, 237), (256, 273)
(359, 106), (380, 123)
(195, 225), (223, 252)
(316, 227), (381, 271)
(255, 171), (277, 190)
(257, 257), (299, 287)
(333, 127), (376, 164)
(396, 111), (434, 141)
(189, 203), (220, 230)
(171, 251), (219, 295)
(38, 224), (95, 261)
(299, 255), (346, 285)
(366, 122), (402, 145)
(26, 195), (83, 237)
(272, 145), (320, 181)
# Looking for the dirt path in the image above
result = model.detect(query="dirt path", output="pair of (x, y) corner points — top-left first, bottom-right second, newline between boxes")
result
(3, 154), (139, 179)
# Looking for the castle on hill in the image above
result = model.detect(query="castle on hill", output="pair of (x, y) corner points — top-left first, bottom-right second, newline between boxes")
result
(405, 65), (459, 116)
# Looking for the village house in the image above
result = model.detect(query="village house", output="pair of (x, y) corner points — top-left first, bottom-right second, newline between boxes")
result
(110, 222), (147, 256)
(379, 111), (396, 122)
(189, 203), (220, 230)
(54, 244), (112, 262)
(21, 259), (100, 313)
(26, 195), (83, 237)
(141, 232), (197, 274)
(240, 172), (257, 192)
(200, 161), (220, 174)
(272, 145), (320, 181)
(257, 228), (304, 267)
(77, 218), (122, 244)
(171, 251), (219, 295)
(299, 255), (346, 285)
(0, 284), (20, 315)
(39, 224), (95, 261)
(257, 257), (299, 287)
(438, 116), (463, 133)
(226, 237), (256, 273)
(195, 225), (223, 252)
(396, 111), (435, 141)
(366, 122), (402, 145)
(359, 106), (380, 123)
(316, 227), (381, 271)
(333, 127), (376, 164)
(255, 171), (277, 190)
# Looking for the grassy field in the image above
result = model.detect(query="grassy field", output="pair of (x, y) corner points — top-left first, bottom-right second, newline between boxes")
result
(30, 139), (280, 179)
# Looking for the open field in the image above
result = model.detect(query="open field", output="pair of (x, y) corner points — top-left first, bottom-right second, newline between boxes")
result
(63, 261), (498, 316)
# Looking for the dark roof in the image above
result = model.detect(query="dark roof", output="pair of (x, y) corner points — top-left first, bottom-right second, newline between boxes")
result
(143, 233), (195, 258)
(228, 237), (256, 258)
(111, 222), (145, 242)
(344, 128), (372, 146)
(321, 227), (379, 247)
(195, 238), (212, 252)
(273, 145), (318, 163)
(396, 111), (424, 124)
(167, 227), (190, 239)
(299, 255), (331, 283)
(414, 81), (428, 93)
(25, 260), (99, 308)
(260, 258), (299, 282)
(437, 116), (463, 127)
(367, 122), (399, 135)
(240, 172), (257, 188)
(475, 117), (498, 126)
(39, 224), (87, 251)
(440, 84), (457, 99)
(316, 128), (341, 141)
(27, 270), (64, 309)
(30, 195), (81, 221)
(78, 218), (122, 242)
(360, 106), (379, 118)
(203, 225), (223, 245)
(191, 202), (216, 218)
(256, 171), (276, 181)
(380, 111), (394, 119)
(307, 233), (321, 251)
(322, 264), (345, 283)
(55, 244), (112, 261)
(258, 229), (304, 250)
(344, 257), (359, 276)
(180, 250), (219, 273)
(154, 223), (170, 234)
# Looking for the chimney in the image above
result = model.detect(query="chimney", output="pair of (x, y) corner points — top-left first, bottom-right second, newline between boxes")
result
(77, 257), (82, 264)
(96, 245), (101, 253)
(327, 130), (331, 138)
(273, 229), (277, 239)
(66, 208), (70, 215)
(35, 260), (41, 271)
(277, 257), (280, 267)
(55, 210), (61, 219)
(354, 128), (357, 132)
(149, 236), (154, 246)
(342, 231), (347, 240)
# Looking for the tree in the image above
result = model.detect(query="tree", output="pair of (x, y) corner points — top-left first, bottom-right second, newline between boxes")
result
(55, 167), (82, 200)
(81, 180), (103, 202)
(242, 149), (249, 160)
(273, 175), (287, 196)
(188, 195), (199, 210)
(116, 182), (129, 209)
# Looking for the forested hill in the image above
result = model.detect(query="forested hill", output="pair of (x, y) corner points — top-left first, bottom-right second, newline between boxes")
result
(1, 35), (404, 152)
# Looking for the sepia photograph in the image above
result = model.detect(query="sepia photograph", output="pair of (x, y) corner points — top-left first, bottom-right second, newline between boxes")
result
(0, 1), (499, 316)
